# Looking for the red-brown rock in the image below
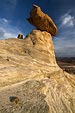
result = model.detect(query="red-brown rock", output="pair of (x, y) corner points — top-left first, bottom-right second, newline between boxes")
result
(27, 4), (58, 36)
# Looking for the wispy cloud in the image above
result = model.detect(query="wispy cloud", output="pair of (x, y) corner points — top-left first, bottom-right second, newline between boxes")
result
(2, 18), (8, 23)
(0, 18), (11, 26)
(59, 12), (75, 28)
(0, 28), (17, 39)
(0, 18), (23, 39)
(54, 11), (75, 57)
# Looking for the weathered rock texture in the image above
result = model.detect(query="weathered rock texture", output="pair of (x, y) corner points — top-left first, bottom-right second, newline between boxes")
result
(27, 4), (58, 36)
(0, 5), (75, 113)
(0, 30), (75, 113)
(25, 30), (56, 64)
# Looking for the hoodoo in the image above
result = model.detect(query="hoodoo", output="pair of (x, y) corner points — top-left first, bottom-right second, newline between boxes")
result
(0, 4), (75, 113)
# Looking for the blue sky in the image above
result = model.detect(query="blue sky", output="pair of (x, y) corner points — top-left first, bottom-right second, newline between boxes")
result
(0, 0), (75, 57)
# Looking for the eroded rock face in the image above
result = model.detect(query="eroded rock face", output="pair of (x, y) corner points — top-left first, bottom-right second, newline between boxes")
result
(25, 30), (56, 64)
(0, 32), (75, 113)
(0, 11), (75, 112)
(27, 4), (58, 36)
(0, 30), (58, 88)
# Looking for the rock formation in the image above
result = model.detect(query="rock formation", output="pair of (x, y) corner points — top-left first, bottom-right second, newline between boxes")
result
(27, 4), (58, 36)
(25, 30), (56, 64)
(9, 96), (20, 104)
(17, 34), (23, 39)
(0, 5), (75, 113)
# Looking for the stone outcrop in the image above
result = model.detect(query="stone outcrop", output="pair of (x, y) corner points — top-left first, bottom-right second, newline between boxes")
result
(0, 30), (58, 88)
(17, 34), (23, 39)
(0, 32), (75, 113)
(27, 4), (58, 36)
(25, 30), (56, 64)
(0, 5), (75, 113)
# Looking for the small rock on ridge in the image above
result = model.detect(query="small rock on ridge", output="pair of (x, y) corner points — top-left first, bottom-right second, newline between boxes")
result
(17, 34), (23, 39)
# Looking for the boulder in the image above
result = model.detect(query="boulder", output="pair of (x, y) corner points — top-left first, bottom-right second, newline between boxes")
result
(27, 4), (58, 36)
(17, 34), (23, 39)
(9, 96), (19, 104)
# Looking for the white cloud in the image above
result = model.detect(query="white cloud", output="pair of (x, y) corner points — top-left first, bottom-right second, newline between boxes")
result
(0, 18), (23, 39)
(54, 29), (75, 57)
(0, 28), (5, 38)
(4, 32), (17, 39)
(59, 12), (75, 28)
(0, 18), (8, 24)
(53, 11), (75, 57)
(2, 18), (8, 23)
(0, 28), (17, 39)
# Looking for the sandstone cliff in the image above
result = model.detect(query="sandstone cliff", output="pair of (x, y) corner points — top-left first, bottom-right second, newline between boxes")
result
(0, 5), (75, 113)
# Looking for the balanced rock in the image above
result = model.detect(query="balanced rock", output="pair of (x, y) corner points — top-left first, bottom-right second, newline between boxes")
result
(27, 4), (58, 36)
(17, 34), (23, 39)
(0, 5), (75, 113)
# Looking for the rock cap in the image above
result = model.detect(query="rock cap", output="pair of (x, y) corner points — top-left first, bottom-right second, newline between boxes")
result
(27, 4), (58, 36)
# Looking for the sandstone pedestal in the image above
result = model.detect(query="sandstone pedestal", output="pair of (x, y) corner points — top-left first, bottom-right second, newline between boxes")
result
(25, 30), (56, 64)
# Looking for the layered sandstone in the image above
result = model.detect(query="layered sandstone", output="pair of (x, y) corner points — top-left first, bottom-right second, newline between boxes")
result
(0, 31), (75, 113)
(0, 5), (75, 113)
(0, 30), (58, 88)
(25, 30), (56, 64)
